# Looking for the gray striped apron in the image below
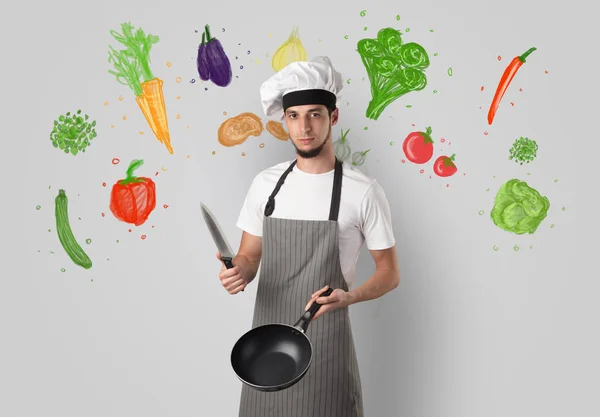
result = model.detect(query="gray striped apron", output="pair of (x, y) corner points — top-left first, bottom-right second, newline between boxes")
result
(238, 158), (363, 417)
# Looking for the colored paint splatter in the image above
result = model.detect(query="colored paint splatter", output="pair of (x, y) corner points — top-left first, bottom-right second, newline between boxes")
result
(513, 245), (520, 251)
(396, 15), (400, 20)
(36, 205), (41, 210)
(405, 28), (410, 32)
(360, 10), (367, 16)
(85, 238), (92, 244)
(447, 67), (453, 76)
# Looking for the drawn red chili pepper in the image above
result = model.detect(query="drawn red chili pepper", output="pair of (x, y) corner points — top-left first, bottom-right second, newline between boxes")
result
(433, 154), (458, 177)
(109, 159), (156, 226)
(487, 47), (536, 125)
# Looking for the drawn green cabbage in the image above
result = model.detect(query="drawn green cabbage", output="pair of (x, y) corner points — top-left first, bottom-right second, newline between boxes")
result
(490, 179), (550, 234)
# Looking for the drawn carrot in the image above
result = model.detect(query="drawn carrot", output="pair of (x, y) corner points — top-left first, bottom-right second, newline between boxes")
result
(108, 22), (173, 154)
(487, 47), (536, 125)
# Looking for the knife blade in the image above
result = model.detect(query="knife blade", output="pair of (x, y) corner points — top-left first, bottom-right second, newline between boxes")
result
(200, 202), (236, 269)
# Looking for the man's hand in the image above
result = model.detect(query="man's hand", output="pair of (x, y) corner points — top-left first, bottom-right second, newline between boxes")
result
(217, 252), (247, 294)
(304, 285), (354, 321)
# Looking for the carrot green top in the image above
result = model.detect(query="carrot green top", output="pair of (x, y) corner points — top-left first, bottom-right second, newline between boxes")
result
(108, 22), (160, 97)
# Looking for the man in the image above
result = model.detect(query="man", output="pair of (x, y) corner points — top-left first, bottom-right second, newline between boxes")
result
(217, 56), (400, 416)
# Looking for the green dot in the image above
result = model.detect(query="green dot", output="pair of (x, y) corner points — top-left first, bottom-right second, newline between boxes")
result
(405, 28), (410, 32)
(344, 34), (348, 39)
(554, 179), (559, 183)
(36, 205), (41, 210)
(364, 26), (368, 31)
(346, 79), (351, 84)
(486, 188), (490, 191)
(389, 141), (394, 146)
(434, 52), (438, 56)
(514, 245), (520, 251)
(360, 10), (367, 16)
(493, 245), (499, 252)
(364, 126), (368, 130)
(85, 238), (92, 244)
(48, 229), (51, 232)
(550, 224), (555, 228)
(530, 245), (533, 249)
(478, 210), (484, 215)
(61, 268), (66, 272)
(116, 240), (120, 243)
(430, 29), (434, 32)
(448, 67), (453, 76)
(562, 207), (566, 211)
(433, 90), (438, 93)
(406, 104), (412, 108)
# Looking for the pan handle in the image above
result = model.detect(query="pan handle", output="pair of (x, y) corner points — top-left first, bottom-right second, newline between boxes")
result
(293, 287), (334, 333)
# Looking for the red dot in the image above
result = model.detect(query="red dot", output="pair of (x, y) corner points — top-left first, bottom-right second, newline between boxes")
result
(497, 55), (502, 61)
(141, 234), (147, 240)
(102, 182), (106, 187)
(401, 159), (406, 163)
(484, 131), (489, 136)
(420, 169), (424, 174)
(441, 138), (446, 143)
(519, 88), (523, 92)
(446, 184), (450, 188)
(129, 229), (132, 233)
(480, 86), (484, 91)
(112, 158), (120, 165)
(163, 204), (169, 209)
(101, 212), (105, 217)
(155, 172), (159, 176)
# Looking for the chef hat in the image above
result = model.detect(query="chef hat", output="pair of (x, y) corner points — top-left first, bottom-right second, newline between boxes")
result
(259, 56), (344, 118)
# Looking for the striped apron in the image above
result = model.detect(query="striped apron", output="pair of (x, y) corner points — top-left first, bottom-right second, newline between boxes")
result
(238, 158), (364, 417)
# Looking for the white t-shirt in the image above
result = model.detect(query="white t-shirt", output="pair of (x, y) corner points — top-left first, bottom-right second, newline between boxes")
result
(236, 159), (396, 289)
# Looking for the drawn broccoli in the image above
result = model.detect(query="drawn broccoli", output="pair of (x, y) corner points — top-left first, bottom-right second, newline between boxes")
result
(357, 28), (430, 120)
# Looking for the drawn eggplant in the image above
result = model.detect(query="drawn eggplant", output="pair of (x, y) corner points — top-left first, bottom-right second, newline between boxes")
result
(196, 24), (232, 87)
(196, 32), (210, 81)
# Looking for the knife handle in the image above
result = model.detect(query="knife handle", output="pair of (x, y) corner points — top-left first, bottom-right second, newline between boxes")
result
(222, 257), (234, 269)
(221, 257), (244, 292)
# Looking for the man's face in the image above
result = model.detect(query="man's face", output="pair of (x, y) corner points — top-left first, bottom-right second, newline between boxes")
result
(283, 104), (338, 159)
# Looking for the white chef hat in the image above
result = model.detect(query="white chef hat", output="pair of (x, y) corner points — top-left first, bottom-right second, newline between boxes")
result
(259, 56), (344, 118)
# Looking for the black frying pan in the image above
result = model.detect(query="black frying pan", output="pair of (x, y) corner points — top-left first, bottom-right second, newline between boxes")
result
(230, 287), (333, 392)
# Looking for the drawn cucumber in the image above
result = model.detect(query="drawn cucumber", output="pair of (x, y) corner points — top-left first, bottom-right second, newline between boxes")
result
(55, 189), (92, 269)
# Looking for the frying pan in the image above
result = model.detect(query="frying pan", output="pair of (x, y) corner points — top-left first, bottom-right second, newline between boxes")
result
(231, 287), (334, 392)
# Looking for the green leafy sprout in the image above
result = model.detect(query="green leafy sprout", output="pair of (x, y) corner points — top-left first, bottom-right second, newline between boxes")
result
(50, 110), (97, 155)
(357, 27), (430, 120)
(490, 179), (550, 234)
(509, 136), (538, 165)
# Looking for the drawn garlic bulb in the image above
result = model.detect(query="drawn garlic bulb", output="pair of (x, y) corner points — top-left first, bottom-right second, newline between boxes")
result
(271, 26), (308, 72)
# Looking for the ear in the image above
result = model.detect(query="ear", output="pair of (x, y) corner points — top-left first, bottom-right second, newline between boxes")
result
(331, 108), (339, 126)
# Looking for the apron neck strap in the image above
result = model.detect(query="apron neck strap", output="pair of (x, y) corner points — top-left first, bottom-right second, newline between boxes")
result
(264, 158), (343, 222)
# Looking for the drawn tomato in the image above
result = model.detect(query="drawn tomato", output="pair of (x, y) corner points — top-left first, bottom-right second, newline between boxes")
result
(433, 154), (458, 177)
(402, 126), (434, 164)
(109, 159), (156, 226)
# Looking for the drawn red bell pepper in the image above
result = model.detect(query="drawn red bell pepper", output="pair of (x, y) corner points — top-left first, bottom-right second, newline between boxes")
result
(109, 159), (156, 226)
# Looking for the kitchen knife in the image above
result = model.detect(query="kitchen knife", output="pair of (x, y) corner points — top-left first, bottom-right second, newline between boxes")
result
(200, 202), (236, 269)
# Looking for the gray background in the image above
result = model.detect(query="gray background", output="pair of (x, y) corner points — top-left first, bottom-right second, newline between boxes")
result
(2, 0), (598, 415)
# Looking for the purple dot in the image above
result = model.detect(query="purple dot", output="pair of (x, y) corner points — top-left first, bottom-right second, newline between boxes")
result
(240, 65), (244, 69)
(190, 79), (196, 83)
(205, 87), (208, 91)
(247, 50), (251, 54)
